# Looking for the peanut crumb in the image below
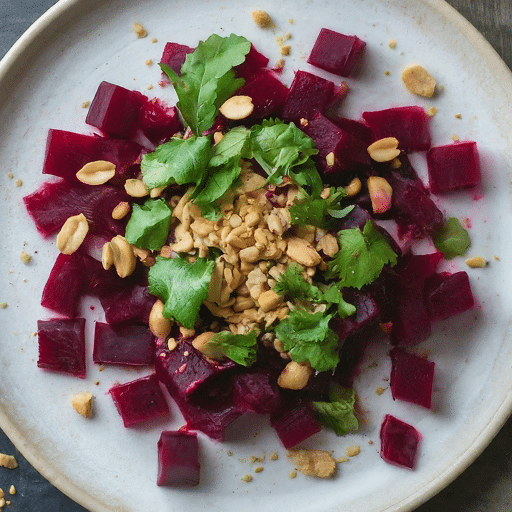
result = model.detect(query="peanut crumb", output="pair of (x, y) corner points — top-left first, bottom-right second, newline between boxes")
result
(147, 84), (153, 90)
(8, 486), (15, 496)
(249, 455), (264, 463)
(455, 113), (462, 119)
(81, 100), (90, 108)
(0, 489), (3, 499)
(368, 440), (374, 445)
(389, 39), (397, 49)
(427, 107), (437, 117)
(0, 497), (5, 508)
(274, 58), (285, 70)
(152, 38), (158, 43)
(270, 452), (279, 461)
(251, 9), (272, 28)
(284, 32), (292, 40)
(375, 386), (385, 395)
(226, 450), (233, 456)
(493, 255), (500, 261)
(465, 256), (486, 268)
(254, 466), (264, 473)
(287, 449), (336, 478)
(241, 474), (253, 482)
(401, 64), (436, 97)
(167, 338), (178, 351)
(280, 45), (291, 56)
(15, 179), (22, 187)
(71, 391), (93, 418)
(7, 172), (13, 179)
(146, 59), (153, 66)
(288, 18), (294, 24)
(452, 134), (460, 141)
(1, 302), (8, 309)
(346, 445), (361, 457)
(289, 470), (297, 479)
(384, 70), (390, 76)
(20, 251), (31, 264)
(0, 454), (18, 470)
(94, 380), (100, 385)
(133, 22), (148, 38)
(336, 456), (349, 463)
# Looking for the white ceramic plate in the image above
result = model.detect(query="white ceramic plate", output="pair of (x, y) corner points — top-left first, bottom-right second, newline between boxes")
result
(1, 0), (512, 511)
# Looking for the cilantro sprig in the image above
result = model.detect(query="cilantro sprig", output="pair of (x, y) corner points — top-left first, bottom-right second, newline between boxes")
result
(433, 217), (471, 259)
(204, 330), (258, 366)
(313, 385), (359, 436)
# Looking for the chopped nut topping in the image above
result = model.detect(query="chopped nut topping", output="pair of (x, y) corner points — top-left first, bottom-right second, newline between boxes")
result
(0, 454), (18, 470)
(465, 256), (486, 268)
(427, 106), (438, 117)
(20, 250), (31, 263)
(280, 45), (291, 56)
(71, 392), (93, 418)
(251, 9), (272, 28)
(346, 445), (361, 457)
(388, 39), (397, 49)
(133, 22), (148, 38)
(401, 64), (436, 97)
(241, 474), (253, 482)
(15, 179), (22, 187)
(287, 449), (336, 478)
(81, 100), (90, 108)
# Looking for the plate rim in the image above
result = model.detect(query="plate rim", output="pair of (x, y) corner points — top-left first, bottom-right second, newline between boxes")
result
(1, 0), (511, 511)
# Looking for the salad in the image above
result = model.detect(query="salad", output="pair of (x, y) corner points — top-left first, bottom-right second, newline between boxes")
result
(23, 20), (479, 486)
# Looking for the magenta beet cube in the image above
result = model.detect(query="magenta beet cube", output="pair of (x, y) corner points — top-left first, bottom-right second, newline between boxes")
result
(37, 318), (86, 378)
(362, 106), (431, 151)
(425, 271), (475, 321)
(398, 252), (443, 286)
(427, 141), (481, 194)
(93, 322), (154, 365)
(138, 98), (183, 144)
(160, 42), (194, 76)
(302, 112), (370, 173)
(380, 414), (421, 469)
(86, 81), (145, 139)
(308, 28), (366, 77)
(232, 369), (283, 414)
(236, 69), (288, 118)
(328, 115), (373, 144)
(109, 374), (169, 427)
(281, 70), (337, 123)
(157, 431), (200, 487)
(42, 129), (141, 187)
(41, 252), (85, 318)
(270, 401), (321, 449)
(390, 348), (435, 409)
(235, 43), (270, 81)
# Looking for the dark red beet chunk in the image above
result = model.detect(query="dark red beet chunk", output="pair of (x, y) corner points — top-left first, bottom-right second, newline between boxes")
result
(425, 271), (475, 321)
(236, 69), (288, 118)
(235, 44), (269, 81)
(390, 348), (435, 409)
(270, 400), (321, 449)
(362, 106), (431, 151)
(302, 112), (371, 174)
(138, 98), (183, 144)
(86, 81), (145, 139)
(232, 369), (283, 414)
(37, 318), (86, 378)
(427, 141), (481, 194)
(328, 115), (374, 144)
(281, 70), (337, 124)
(93, 322), (154, 365)
(157, 431), (200, 487)
(109, 374), (169, 427)
(398, 252), (443, 286)
(42, 129), (141, 187)
(380, 414), (421, 469)
(160, 42), (194, 76)
(41, 252), (85, 318)
(23, 179), (128, 238)
(308, 28), (366, 77)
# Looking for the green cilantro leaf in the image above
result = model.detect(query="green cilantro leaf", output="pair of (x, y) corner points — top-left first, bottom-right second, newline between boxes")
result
(206, 330), (258, 366)
(160, 33), (251, 135)
(141, 136), (211, 190)
(326, 220), (398, 289)
(313, 385), (359, 436)
(124, 198), (172, 251)
(251, 119), (318, 185)
(275, 309), (339, 372)
(317, 284), (357, 319)
(433, 217), (471, 260)
(148, 256), (214, 329)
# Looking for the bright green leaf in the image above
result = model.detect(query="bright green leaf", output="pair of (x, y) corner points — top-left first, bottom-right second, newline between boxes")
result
(313, 386), (359, 436)
(207, 330), (258, 366)
(433, 217), (471, 260)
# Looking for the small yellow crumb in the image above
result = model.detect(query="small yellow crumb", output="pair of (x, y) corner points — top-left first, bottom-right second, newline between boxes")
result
(384, 70), (390, 76)
(15, 179), (22, 187)
(455, 113), (462, 119)
(151, 38), (158, 43)
(0, 497), (5, 508)
(289, 470), (297, 479)
(1, 303), (7, 309)
(254, 466), (264, 473)
(289, 18), (294, 24)
(375, 387), (385, 395)
(326, 152), (335, 167)
(81, 100), (90, 108)
(239, 458), (246, 463)
(427, 107), (438, 117)
(227, 450), (233, 456)
(287, 449), (336, 478)
(274, 58), (285, 70)
(336, 456), (349, 463)
(285, 32), (292, 40)
(7, 172), (13, 179)
(452, 134), (460, 141)
(465, 256), (487, 268)
(401, 64), (436, 97)
(146, 59), (153, 66)
(71, 392), (94, 418)
(346, 445), (361, 457)
(275, 36), (283, 45)
(251, 9), (272, 28)
(0, 453), (18, 469)
(167, 338), (178, 351)
(494, 255), (500, 261)
(390, 158), (402, 169)
(133, 22), (147, 38)
(8, 486), (15, 496)
(241, 474), (253, 482)
(0, 489), (3, 499)
(389, 39), (397, 49)
(300, 118), (309, 127)
(270, 452), (279, 461)
(147, 84), (153, 90)
(249, 455), (264, 463)
(20, 250), (31, 264)
(94, 380), (100, 385)
(368, 440), (374, 445)
(280, 45), (291, 55)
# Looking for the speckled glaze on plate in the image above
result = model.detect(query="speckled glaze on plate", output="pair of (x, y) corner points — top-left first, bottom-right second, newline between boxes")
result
(1, 1), (512, 511)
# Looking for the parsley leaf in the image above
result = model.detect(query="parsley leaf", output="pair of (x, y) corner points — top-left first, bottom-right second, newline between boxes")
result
(124, 198), (172, 251)
(148, 256), (214, 329)
(206, 330), (258, 366)
(251, 119), (318, 186)
(433, 217), (471, 259)
(160, 33), (251, 135)
(141, 136), (211, 190)
(326, 220), (398, 289)
(274, 309), (339, 372)
(313, 385), (359, 436)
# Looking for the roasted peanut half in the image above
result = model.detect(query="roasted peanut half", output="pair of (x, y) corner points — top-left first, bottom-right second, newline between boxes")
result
(149, 299), (173, 339)
(367, 137), (401, 163)
(277, 361), (314, 390)
(110, 235), (136, 278)
(56, 213), (89, 254)
(219, 95), (254, 120)
(76, 160), (116, 185)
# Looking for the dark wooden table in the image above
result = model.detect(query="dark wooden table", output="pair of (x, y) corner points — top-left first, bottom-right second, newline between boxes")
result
(0, 1), (511, 511)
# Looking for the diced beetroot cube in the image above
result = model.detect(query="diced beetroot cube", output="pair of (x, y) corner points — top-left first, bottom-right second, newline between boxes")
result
(328, 115), (374, 144)
(41, 252), (85, 318)
(390, 348), (435, 408)
(93, 322), (154, 365)
(270, 400), (321, 449)
(427, 141), (481, 194)
(109, 374), (169, 427)
(157, 431), (200, 487)
(425, 271), (475, 321)
(398, 252), (443, 286)
(232, 369), (283, 414)
(281, 70), (337, 124)
(23, 179), (128, 238)
(159, 42), (194, 76)
(138, 98), (183, 144)
(308, 28), (366, 77)
(235, 43), (270, 81)
(302, 112), (371, 173)
(362, 106), (431, 151)
(86, 81), (145, 139)
(37, 318), (86, 378)
(334, 205), (373, 231)
(236, 69), (288, 118)
(42, 129), (141, 187)
(380, 414), (421, 469)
